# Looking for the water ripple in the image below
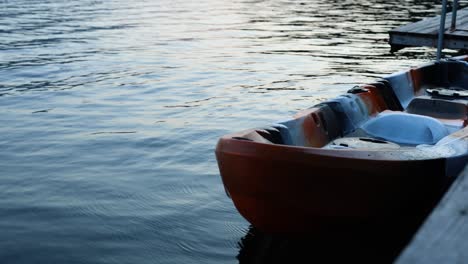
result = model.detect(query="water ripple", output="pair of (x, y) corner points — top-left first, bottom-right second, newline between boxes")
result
(0, 0), (454, 263)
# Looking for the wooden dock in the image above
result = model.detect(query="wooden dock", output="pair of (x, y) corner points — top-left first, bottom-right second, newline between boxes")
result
(396, 165), (468, 263)
(389, 8), (468, 51)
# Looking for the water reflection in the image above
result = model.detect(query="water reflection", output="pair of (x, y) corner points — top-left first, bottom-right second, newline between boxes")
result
(237, 221), (424, 264)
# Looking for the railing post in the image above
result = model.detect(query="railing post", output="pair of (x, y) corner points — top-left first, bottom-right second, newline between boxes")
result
(451, 0), (459, 31)
(437, 0), (448, 61)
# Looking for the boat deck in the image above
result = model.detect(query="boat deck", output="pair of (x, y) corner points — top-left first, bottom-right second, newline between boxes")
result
(389, 8), (468, 51)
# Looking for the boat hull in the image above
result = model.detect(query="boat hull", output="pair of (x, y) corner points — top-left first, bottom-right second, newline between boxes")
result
(216, 138), (452, 234)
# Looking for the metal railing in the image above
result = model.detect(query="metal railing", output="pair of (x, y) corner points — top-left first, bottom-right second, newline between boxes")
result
(437, 0), (460, 60)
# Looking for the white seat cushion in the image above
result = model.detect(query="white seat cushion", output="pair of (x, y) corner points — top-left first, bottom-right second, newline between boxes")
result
(362, 112), (449, 145)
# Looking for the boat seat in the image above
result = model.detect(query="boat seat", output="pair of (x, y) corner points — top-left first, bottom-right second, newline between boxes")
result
(406, 96), (468, 120)
(361, 111), (450, 145)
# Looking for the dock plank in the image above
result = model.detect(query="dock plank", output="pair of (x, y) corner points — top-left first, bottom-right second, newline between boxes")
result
(396, 166), (468, 263)
(389, 8), (468, 50)
(391, 9), (468, 34)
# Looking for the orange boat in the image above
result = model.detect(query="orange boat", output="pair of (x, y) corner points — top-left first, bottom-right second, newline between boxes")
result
(215, 58), (468, 234)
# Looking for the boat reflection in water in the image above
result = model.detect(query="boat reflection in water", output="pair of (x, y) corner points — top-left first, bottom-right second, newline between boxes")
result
(237, 222), (423, 263)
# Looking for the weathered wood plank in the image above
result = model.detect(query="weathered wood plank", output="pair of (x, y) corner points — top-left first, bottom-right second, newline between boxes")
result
(391, 9), (468, 34)
(389, 33), (468, 50)
(389, 8), (468, 50)
(396, 165), (468, 263)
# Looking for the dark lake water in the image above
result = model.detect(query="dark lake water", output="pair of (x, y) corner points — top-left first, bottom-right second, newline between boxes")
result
(0, 0), (460, 263)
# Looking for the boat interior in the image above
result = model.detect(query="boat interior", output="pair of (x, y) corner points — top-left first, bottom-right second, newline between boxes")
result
(233, 59), (468, 161)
